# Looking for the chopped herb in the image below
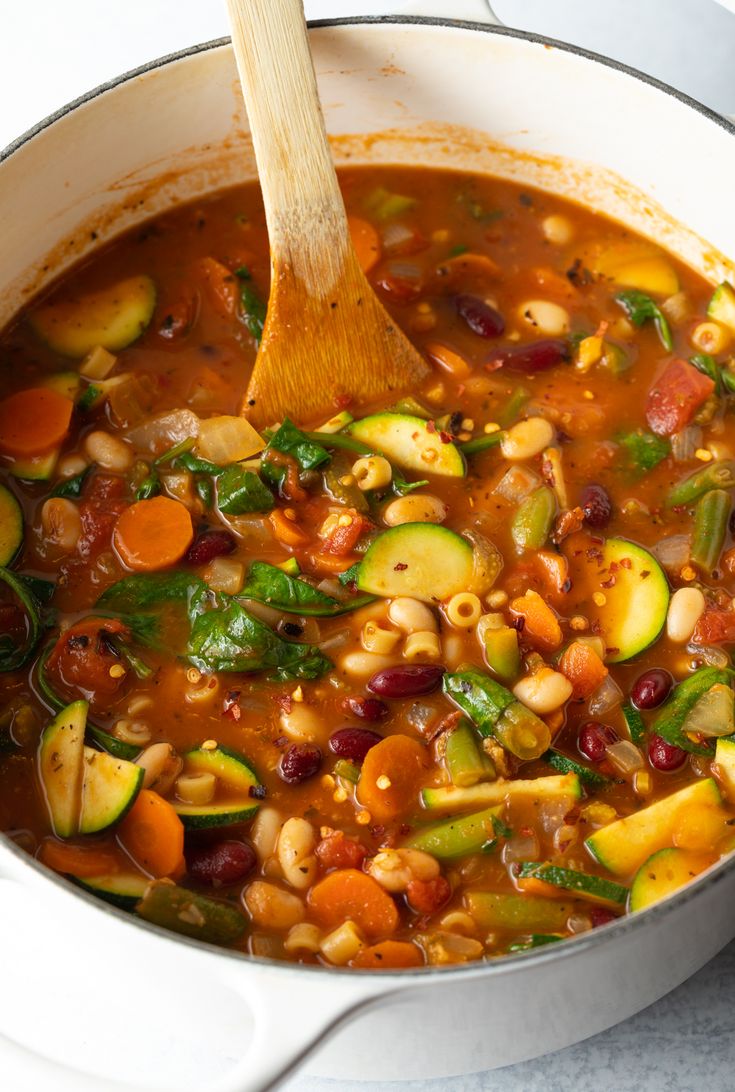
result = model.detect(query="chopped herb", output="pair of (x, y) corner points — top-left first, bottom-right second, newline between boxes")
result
(618, 429), (670, 472)
(235, 266), (267, 346)
(77, 384), (101, 412)
(392, 474), (429, 497)
(448, 244), (468, 258)
(616, 290), (673, 351)
(136, 469), (161, 500)
(690, 353), (721, 394)
(49, 465), (93, 499)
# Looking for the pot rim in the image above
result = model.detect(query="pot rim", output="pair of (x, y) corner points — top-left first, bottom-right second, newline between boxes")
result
(1, 14), (734, 983)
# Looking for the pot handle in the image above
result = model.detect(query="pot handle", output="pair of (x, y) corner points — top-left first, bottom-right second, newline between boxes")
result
(0, 843), (396, 1092)
(397, 0), (503, 25)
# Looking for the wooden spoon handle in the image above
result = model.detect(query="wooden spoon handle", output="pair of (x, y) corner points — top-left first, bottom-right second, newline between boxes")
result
(226, 0), (351, 293)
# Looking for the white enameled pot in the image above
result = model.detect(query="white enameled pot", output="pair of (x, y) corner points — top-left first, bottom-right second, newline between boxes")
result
(2, 5), (735, 1090)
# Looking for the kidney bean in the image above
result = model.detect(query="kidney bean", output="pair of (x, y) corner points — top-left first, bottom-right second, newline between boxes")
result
(186, 839), (256, 887)
(455, 294), (505, 338)
(329, 727), (383, 763)
(486, 338), (570, 373)
(590, 907), (618, 929)
(185, 529), (237, 566)
(279, 743), (322, 784)
(631, 669), (673, 710)
(578, 721), (618, 763)
(341, 695), (390, 721)
(368, 663), (445, 699)
(580, 483), (613, 530)
(648, 734), (687, 772)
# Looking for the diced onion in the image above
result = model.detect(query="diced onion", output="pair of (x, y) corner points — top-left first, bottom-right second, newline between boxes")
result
(502, 829), (540, 863)
(670, 426), (702, 464)
(694, 645), (730, 669)
(682, 683), (734, 738)
(381, 222), (417, 251)
(128, 408), (201, 452)
(605, 740), (644, 775)
(494, 465), (541, 504)
(463, 530), (503, 595)
(196, 415), (264, 464)
(588, 675), (623, 716)
(653, 534), (691, 573)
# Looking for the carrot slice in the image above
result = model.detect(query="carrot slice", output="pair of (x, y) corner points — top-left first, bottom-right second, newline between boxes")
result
(308, 869), (399, 937)
(357, 734), (429, 822)
(39, 838), (121, 878)
(509, 589), (562, 652)
(352, 940), (423, 969)
(348, 216), (381, 274)
(0, 387), (73, 457)
(558, 640), (608, 700)
(269, 508), (309, 547)
(117, 789), (185, 878)
(113, 496), (193, 572)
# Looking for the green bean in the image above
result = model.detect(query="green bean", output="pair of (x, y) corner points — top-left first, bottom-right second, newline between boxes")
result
(445, 719), (495, 787)
(690, 488), (731, 573)
(483, 625), (521, 681)
(498, 385), (531, 428)
(303, 431), (372, 457)
(511, 486), (556, 552)
(666, 461), (735, 507)
(136, 881), (247, 944)
(459, 430), (505, 457)
(465, 891), (572, 931)
(443, 669), (550, 761)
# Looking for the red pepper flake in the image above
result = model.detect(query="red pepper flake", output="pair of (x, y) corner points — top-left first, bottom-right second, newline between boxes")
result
(439, 430), (452, 444)
(600, 576), (616, 589)
(334, 393), (352, 409)
(426, 419), (437, 434)
(605, 647), (620, 656)
(619, 557), (632, 570)
(222, 690), (242, 721)
(640, 570), (651, 579)
(608, 561), (620, 574)
(510, 616), (525, 632)
(394, 562), (408, 571)
(275, 694), (293, 713)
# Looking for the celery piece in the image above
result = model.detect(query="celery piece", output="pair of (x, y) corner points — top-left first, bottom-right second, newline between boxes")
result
(445, 720), (495, 787)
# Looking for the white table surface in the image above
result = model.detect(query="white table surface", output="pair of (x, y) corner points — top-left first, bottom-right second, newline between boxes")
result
(2, 2), (735, 1090)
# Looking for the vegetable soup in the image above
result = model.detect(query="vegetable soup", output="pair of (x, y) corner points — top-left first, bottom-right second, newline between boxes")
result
(2, 167), (735, 967)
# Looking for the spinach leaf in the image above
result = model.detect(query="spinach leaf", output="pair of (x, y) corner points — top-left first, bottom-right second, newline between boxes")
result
(618, 429), (670, 472)
(188, 598), (331, 679)
(49, 466), (93, 499)
(240, 560), (373, 615)
(616, 290), (673, 351)
(0, 568), (45, 671)
(98, 572), (209, 616)
(261, 418), (331, 491)
(175, 451), (223, 476)
(217, 465), (274, 515)
(338, 562), (361, 586)
(690, 353), (721, 394)
(235, 266), (267, 346)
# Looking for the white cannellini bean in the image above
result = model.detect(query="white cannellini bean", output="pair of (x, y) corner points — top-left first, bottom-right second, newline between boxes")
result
(541, 215), (573, 246)
(367, 848), (440, 893)
(56, 453), (88, 479)
(388, 597), (438, 633)
(279, 702), (324, 743)
(501, 417), (555, 462)
(666, 587), (706, 643)
(250, 806), (283, 862)
(338, 650), (396, 679)
(518, 299), (570, 337)
(277, 817), (317, 890)
(244, 881), (305, 930)
(84, 430), (134, 472)
(41, 498), (82, 551)
(382, 493), (447, 526)
(513, 668), (573, 714)
(135, 742), (181, 791)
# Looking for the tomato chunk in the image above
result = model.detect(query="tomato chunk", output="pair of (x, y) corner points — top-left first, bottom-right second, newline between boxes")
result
(692, 610), (735, 646)
(645, 359), (714, 436)
(46, 617), (131, 710)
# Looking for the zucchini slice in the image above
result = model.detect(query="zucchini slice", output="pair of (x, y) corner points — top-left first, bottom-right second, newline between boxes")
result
(43, 371), (81, 401)
(349, 413), (466, 478)
(136, 880), (247, 944)
(714, 737), (735, 802)
(79, 747), (143, 834)
(589, 240), (679, 297)
(707, 282), (735, 333)
(173, 745), (261, 830)
(357, 523), (473, 602)
(405, 806), (503, 860)
(465, 891), (573, 931)
(518, 862), (628, 906)
(421, 773), (581, 813)
(0, 483), (23, 566)
(76, 871), (149, 910)
(569, 537), (669, 663)
(38, 700), (88, 838)
(629, 847), (713, 912)
(585, 778), (722, 877)
(7, 449), (59, 481)
(29, 275), (156, 358)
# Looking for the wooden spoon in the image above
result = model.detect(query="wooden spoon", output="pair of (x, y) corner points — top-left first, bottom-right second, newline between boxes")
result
(226, 0), (430, 429)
